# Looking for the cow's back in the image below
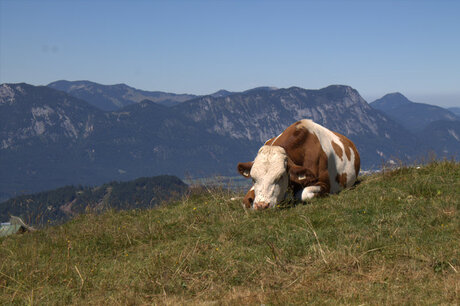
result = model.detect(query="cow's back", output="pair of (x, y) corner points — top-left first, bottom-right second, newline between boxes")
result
(267, 119), (360, 194)
(299, 119), (360, 193)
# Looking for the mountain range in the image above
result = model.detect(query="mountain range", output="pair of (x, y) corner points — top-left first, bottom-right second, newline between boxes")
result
(1, 81), (459, 201)
(48, 80), (197, 110)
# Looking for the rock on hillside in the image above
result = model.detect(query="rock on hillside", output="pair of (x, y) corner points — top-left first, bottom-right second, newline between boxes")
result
(0, 83), (103, 149)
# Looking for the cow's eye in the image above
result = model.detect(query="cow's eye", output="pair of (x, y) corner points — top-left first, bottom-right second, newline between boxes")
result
(252, 178), (256, 183)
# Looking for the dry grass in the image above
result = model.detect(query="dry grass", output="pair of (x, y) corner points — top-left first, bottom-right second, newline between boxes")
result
(1, 161), (459, 304)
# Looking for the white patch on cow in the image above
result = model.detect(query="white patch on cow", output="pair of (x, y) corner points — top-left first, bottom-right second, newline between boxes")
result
(250, 145), (289, 208)
(296, 186), (322, 201)
(297, 173), (307, 180)
(297, 119), (357, 193)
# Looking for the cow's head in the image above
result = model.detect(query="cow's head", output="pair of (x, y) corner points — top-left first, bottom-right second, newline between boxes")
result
(237, 145), (315, 210)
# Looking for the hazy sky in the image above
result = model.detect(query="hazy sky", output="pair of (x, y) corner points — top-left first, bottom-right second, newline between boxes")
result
(1, 0), (459, 107)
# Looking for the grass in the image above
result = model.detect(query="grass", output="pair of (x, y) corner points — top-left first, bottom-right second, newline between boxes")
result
(1, 161), (459, 304)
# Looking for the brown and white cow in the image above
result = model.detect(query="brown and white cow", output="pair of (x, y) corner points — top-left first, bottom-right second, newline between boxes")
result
(237, 119), (360, 210)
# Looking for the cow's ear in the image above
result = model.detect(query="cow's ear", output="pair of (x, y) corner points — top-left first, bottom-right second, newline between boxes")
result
(237, 162), (254, 178)
(289, 164), (316, 186)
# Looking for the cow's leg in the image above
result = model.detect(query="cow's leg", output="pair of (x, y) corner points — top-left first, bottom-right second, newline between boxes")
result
(296, 172), (330, 202)
(295, 186), (322, 201)
(242, 186), (255, 209)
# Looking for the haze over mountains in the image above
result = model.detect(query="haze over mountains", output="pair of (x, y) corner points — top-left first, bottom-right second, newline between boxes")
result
(1, 81), (459, 201)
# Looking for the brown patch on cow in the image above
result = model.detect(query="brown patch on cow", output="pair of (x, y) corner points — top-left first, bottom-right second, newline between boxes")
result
(243, 189), (255, 209)
(342, 140), (352, 160)
(333, 131), (360, 176)
(274, 121), (331, 193)
(289, 164), (317, 186)
(344, 145), (351, 160)
(331, 141), (343, 161)
(336, 172), (347, 188)
(333, 132), (352, 160)
(237, 162), (254, 177)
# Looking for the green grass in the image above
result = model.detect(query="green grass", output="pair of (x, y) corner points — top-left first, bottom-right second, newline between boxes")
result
(1, 161), (459, 304)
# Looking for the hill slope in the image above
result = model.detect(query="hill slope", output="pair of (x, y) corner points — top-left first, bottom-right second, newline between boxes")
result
(0, 175), (188, 226)
(416, 120), (460, 158)
(448, 106), (460, 117)
(1, 161), (458, 304)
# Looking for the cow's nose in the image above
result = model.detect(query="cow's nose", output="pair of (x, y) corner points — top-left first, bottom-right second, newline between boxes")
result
(253, 201), (269, 210)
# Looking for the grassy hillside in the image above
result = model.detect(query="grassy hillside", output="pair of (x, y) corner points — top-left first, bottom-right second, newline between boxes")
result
(1, 161), (459, 304)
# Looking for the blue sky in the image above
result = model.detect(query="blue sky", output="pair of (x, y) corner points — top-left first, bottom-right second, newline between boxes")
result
(1, 0), (459, 107)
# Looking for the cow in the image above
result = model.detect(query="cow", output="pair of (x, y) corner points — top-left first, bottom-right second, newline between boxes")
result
(237, 119), (360, 210)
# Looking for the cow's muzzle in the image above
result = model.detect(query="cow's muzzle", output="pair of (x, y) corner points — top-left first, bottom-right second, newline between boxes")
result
(253, 201), (270, 210)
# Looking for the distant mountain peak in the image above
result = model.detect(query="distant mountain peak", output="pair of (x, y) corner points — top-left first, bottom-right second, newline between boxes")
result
(243, 86), (279, 94)
(48, 79), (95, 88)
(314, 85), (363, 103)
(210, 89), (234, 98)
(370, 92), (459, 133)
(252, 86), (279, 91)
(371, 92), (412, 110)
(384, 92), (408, 98)
(314, 84), (357, 94)
(383, 92), (412, 101)
(322, 84), (353, 90)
